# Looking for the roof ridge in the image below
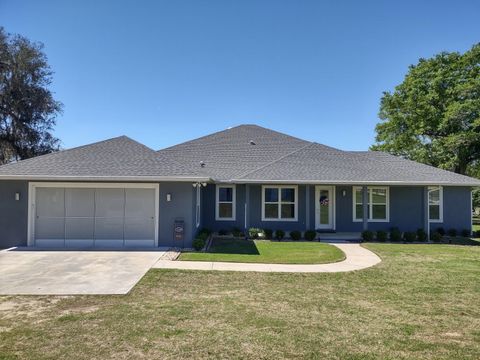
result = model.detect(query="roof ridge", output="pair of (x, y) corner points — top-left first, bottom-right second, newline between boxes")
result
(237, 142), (316, 179)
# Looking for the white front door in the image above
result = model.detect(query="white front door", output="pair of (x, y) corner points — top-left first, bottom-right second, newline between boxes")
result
(315, 186), (335, 230)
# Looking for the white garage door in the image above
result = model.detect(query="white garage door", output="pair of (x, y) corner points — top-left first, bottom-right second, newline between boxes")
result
(31, 184), (158, 248)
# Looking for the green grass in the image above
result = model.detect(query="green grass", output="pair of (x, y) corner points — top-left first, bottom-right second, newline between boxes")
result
(473, 224), (480, 233)
(1, 244), (480, 359)
(178, 237), (345, 264)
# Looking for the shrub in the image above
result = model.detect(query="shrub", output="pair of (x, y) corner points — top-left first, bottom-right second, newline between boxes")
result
(416, 228), (427, 242)
(218, 229), (229, 236)
(436, 227), (445, 236)
(248, 228), (262, 239)
(263, 229), (273, 239)
(403, 231), (416, 243)
(199, 227), (212, 236)
(376, 230), (388, 242)
(196, 232), (209, 241)
(304, 230), (317, 241)
(231, 227), (242, 237)
(390, 227), (402, 242)
(290, 230), (301, 241)
(275, 229), (285, 240)
(461, 229), (471, 238)
(431, 231), (442, 243)
(447, 228), (457, 237)
(192, 238), (206, 251)
(361, 230), (374, 242)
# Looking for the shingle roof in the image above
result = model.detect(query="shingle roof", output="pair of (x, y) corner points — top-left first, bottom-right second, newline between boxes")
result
(0, 136), (208, 181)
(158, 124), (342, 181)
(159, 125), (480, 186)
(0, 125), (478, 186)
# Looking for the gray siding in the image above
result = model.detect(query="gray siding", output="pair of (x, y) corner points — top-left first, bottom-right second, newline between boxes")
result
(201, 184), (246, 231)
(0, 181), (29, 248)
(431, 186), (472, 233)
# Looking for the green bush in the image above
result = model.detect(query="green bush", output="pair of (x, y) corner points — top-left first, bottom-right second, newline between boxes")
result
(436, 227), (446, 236)
(263, 229), (273, 239)
(196, 232), (209, 241)
(431, 232), (443, 243)
(192, 238), (206, 251)
(304, 230), (317, 241)
(199, 228), (212, 236)
(290, 230), (301, 241)
(403, 231), (416, 243)
(231, 227), (243, 237)
(447, 228), (457, 237)
(461, 229), (471, 237)
(248, 227), (262, 239)
(376, 230), (387, 242)
(390, 227), (402, 242)
(361, 230), (374, 242)
(416, 229), (427, 242)
(275, 229), (285, 240)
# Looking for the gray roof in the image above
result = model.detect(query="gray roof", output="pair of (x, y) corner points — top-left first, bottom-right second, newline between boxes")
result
(0, 136), (208, 181)
(159, 125), (480, 186)
(0, 125), (478, 186)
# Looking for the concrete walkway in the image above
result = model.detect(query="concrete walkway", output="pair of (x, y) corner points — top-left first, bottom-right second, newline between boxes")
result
(152, 243), (381, 273)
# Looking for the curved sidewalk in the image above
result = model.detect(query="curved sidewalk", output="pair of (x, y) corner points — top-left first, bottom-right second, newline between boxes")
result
(152, 243), (381, 273)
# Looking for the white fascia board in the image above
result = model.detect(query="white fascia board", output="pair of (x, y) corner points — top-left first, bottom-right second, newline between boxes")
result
(227, 179), (480, 187)
(0, 175), (212, 182)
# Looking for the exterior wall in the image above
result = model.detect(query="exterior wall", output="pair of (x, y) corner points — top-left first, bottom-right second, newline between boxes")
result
(431, 186), (472, 233)
(201, 183), (472, 235)
(158, 182), (196, 248)
(0, 180), (29, 248)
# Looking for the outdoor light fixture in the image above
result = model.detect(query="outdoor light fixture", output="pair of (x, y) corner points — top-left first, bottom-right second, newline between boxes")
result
(166, 193), (171, 202)
(342, 190), (346, 197)
(15, 192), (20, 201)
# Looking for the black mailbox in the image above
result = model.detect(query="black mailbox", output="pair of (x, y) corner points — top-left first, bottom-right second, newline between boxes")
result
(173, 219), (185, 242)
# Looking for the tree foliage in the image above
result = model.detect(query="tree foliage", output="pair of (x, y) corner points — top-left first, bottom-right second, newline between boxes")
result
(0, 27), (62, 164)
(371, 44), (480, 176)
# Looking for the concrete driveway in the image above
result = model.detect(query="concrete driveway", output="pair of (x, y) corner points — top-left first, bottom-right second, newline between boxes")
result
(0, 250), (165, 295)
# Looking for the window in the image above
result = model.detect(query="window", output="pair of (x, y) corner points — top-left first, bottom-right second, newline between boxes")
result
(428, 186), (443, 222)
(353, 187), (389, 222)
(262, 186), (298, 221)
(216, 185), (236, 221)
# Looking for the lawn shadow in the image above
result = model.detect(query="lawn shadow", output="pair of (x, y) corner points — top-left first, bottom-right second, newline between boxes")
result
(209, 237), (260, 255)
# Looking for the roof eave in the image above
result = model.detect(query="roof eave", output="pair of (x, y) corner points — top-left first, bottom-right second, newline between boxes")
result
(227, 179), (480, 187)
(0, 175), (212, 182)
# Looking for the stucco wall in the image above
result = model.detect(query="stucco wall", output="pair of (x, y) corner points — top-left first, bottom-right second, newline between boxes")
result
(0, 180), (29, 248)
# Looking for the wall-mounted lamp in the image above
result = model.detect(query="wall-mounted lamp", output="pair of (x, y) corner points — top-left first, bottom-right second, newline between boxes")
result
(342, 190), (347, 197)
(166, 193), (171, 202)
(15, 192), (20, 201)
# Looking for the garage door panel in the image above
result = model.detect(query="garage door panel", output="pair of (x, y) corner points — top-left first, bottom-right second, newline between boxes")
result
(65, 239), (94, 248)
(94, 217), (124, 240)
(94, 239), (124, 248)
(124, 217), (155, 240)
(36, 188), (64, 217)
(125, 189), (155, 217)
(65, 189), (94, 217)
(65, 218), (94, 239)
(124, 239), (155, 247)
(35, 239), (65, 248)
(95, 189), (125, 217)
(36, 217), (65, 239)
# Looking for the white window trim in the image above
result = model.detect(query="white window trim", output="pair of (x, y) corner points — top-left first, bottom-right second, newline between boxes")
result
(215, 184), (236, 221)
(27, 182), (159, 247)
(352, 186), (390, 223)
(428, 186), (443, 223)
(261, 185), (298, 222)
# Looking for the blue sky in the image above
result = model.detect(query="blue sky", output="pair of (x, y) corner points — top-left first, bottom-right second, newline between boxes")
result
(1, 1), (479, 151)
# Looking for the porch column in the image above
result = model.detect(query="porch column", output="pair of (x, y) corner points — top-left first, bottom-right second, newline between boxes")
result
(305, 185), (310, 230)
(423, 186), (430, 239)
(244, 184), (250, 233)
(362, 185), (368, 231)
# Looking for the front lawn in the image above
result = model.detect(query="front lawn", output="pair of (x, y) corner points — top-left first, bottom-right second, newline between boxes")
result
(178, 237), (345, 264)
(1, 244), (480, 359)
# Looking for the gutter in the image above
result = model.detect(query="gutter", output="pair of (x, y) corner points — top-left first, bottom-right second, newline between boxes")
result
(0, 175), (212, 182)
(226, 179), (480, 187)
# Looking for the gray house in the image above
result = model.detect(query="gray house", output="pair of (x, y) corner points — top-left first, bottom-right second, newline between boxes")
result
(0, 124), (478, 249)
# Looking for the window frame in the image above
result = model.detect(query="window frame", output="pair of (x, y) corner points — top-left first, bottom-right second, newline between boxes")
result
(261, 185), (298, 222)
(352, 186), (390, 223)
(428, 186), (443, 223)
(215, 184), (236, 221)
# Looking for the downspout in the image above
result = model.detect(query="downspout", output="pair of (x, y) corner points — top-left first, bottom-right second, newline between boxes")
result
(424, 187), (430, 240)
